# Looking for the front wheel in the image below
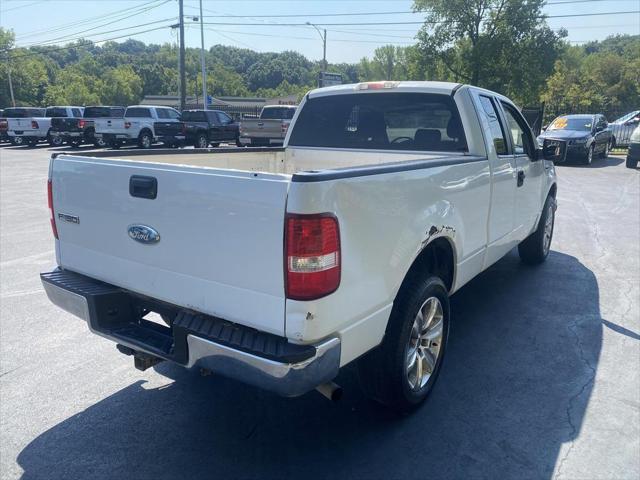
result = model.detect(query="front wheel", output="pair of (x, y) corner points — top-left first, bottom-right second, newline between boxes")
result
(600, 140), (610, 158)
(518, 195), (555, 265)
(626, 156), (638, 169)
(48, 135), (63, 147)
(94, 137), (106, 148)
(357, 275), (449, 412)
(584, 144), (594, 165)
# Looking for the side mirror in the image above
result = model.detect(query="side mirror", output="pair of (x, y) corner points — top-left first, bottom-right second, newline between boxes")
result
(539, 138), (567, 162)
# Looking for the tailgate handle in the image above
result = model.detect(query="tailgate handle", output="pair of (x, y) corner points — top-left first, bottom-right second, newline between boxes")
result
(129, 175), (157, 199)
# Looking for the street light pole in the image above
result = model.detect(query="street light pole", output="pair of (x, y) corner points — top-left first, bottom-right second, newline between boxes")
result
(306, 22), (327, 71)
(178, 0), (186, 111)
(198, 0), (208, 110)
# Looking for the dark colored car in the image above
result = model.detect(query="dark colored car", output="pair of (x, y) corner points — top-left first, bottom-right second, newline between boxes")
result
(50, 106), (125, 148)
(626, 125), (640, 169)
(538, 114), (612, 164)
(155, 109), (240, 148)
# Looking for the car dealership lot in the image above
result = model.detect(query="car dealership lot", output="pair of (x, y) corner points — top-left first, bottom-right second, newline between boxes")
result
(1, 145), (638, 479)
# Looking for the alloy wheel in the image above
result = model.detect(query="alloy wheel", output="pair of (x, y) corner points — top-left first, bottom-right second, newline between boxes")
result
(406, 297), (444, 390)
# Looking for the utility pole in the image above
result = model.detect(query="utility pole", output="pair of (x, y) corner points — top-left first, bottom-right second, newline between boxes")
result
(322, 29), (327, 71)
(7, 63), (16, 107)
(178, 0), (186, 111)
(198, 0), (208, 110)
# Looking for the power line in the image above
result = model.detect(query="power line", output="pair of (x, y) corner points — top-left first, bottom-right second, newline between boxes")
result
(196, 11), (640, 26)
(14, 0), (168, 41)
(17, 17), (176, 48)
(4, 24), (173, 59)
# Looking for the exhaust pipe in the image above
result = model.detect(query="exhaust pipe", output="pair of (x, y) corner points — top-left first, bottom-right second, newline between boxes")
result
(315, 381), (343, 401)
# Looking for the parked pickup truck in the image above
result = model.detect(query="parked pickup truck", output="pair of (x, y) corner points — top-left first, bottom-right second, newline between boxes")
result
(42, 81), (563, 411)
(238, 105), (297, 146)
(94, 105), (182, 149)
(50, 106), (125, 148)
(8, 106), (83, 147)
(3, 107), (45, 145)
(155, 109), (240, 148)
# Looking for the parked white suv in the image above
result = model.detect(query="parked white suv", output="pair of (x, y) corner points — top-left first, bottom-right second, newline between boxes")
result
(94, 105), (182, 149)
(42, 82), (562, 411)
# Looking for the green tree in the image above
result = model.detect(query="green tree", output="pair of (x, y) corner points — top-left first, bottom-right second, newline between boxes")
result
(100, 65), (142, 105)
(413, 0), (565, 104)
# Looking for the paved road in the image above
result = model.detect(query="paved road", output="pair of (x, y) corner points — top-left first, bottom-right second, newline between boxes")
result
(1, 145), (638, 480)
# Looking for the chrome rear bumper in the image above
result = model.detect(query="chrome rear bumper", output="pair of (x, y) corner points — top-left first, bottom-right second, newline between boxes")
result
(41, 268), (340, 397)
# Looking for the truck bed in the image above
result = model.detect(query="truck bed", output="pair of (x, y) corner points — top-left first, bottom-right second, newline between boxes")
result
(57, 146), (473, 177)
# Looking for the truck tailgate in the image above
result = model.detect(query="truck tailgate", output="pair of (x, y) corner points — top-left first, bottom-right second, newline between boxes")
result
(51, 155), (290, 336)
(242, 119), (284, 139)
(94, 118), (125, 134)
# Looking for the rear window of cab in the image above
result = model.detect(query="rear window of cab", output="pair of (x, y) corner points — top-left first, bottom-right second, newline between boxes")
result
(288, 92), (467, 152)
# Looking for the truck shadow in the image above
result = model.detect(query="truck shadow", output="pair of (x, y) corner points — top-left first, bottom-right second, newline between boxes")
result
(560, 155), (625, 168)
(17, 250), (601, 480)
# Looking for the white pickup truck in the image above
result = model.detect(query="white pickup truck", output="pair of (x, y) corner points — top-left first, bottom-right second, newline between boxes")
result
(238, 105), (297, 146)
(8, 106), (83, 147)
(42, 82), (563, 411)
(94, 105), (182, 149)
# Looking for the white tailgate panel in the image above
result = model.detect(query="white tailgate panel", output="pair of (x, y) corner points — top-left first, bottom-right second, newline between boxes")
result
(52, 156), (290, 336)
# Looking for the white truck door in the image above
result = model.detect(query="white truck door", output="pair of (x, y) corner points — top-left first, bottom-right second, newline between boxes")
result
(472, 92), (518, 267)
(498, 101), (545, 240)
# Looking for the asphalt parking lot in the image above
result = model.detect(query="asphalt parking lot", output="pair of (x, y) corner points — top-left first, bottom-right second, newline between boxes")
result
(1, 144), (638, 479)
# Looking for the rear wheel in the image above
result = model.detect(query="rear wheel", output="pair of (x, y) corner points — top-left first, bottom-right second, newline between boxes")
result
(10, 136), (23, 146)
(94, 138), (107, 148)
(138, 131), (152, 149)
(195, 133), (209, 149)
(108, 141), (121, 150)
(357, 275), (449, 412)
(600, 140), (610, 158)
(518, 195), (555, 265)
(626, 156), (638, 169)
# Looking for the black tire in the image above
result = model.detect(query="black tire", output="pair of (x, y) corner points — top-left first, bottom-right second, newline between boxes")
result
(27, 139), (39, 147)
(600, 140), (610, 158)
(584, 144), (594, 165)
(626, 156), (638, 169)
(138, 131), (152, 149)
(357, 275), (450, 413)
(108, 141), (121, 150)
(94, 137), (107, 148)
(194, 133), (209, 149)
(48, 135), (63, 147)
(67, 139), (82, 148)
(10, 136), (23, 146)
(518, 195), (555, 265)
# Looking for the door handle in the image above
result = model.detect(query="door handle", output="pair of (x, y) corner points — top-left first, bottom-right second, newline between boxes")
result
(517, 170), (525, 187)
(130, 175), (157, 199)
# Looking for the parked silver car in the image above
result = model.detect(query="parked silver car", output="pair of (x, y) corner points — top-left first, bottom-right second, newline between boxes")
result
(610, 110), (640, 148)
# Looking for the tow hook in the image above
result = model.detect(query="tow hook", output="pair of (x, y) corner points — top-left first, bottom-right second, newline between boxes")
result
(116, 344), (164, 371)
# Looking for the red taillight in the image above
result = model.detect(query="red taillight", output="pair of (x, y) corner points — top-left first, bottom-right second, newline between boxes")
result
(78, 119), (86, 128)
(124, 121), (131, 129)
(31, 120), (39, 129)
(47, 179), (58, 239)
(285, 214), (340, 300)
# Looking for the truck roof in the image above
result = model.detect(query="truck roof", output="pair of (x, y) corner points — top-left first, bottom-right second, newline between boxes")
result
(308, 81), (463, 98)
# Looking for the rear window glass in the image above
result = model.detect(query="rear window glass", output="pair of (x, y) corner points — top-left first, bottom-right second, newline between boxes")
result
(3, 108), (45, 118)
(45, 108), (69, 117)
(125, 107), (151, 118)
(182, 111), (207, 122)
(288, 93), (467, 152)
(84, 107), (124, 118)
(261, 107), (296, 120)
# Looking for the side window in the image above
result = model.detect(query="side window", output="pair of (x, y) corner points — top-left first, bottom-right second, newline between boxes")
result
(156, 109), (169, 119)
(167, 109), (181, 120)
(72, 108), (82, 117)
(479, 95), (508, 155)
(501, 102), (534, 157)
(216, 112), (231, 124)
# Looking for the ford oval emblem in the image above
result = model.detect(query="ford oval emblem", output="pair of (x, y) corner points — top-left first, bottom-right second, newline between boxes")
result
(128, 224), (160, 244)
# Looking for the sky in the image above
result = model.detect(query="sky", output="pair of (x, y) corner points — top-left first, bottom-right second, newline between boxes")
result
(1, 0), (639, 63)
